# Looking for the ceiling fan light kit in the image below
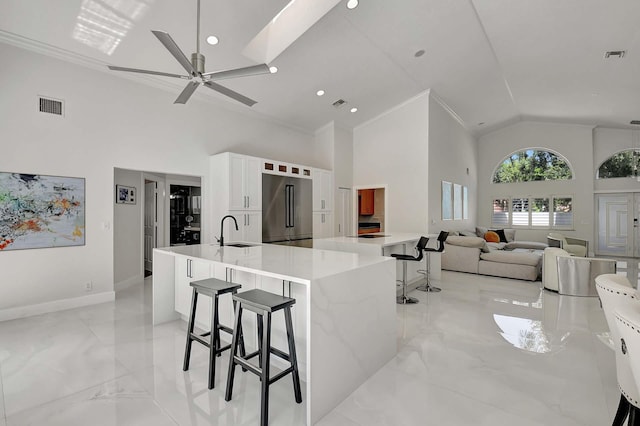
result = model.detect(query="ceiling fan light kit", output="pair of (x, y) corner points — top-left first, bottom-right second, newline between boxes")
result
(107, 0), (270, 106)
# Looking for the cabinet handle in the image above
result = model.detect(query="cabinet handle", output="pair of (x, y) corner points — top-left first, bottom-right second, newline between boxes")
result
(187, 258), (192, 278)
(247, 214), (250, 226)
(322, 213), (325, 223)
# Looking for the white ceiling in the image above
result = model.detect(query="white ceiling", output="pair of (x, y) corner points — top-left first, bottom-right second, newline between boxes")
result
(1, 0), (639, 135)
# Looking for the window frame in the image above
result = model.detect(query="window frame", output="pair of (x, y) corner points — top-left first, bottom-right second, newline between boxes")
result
(490, 195), (573, 230)
(491, 148), (574, 184)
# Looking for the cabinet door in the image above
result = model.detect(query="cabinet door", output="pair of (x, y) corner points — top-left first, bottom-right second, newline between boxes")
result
(229, 155), (246, 210)
(223, 212), (245, 242)
(321, 171), (333, 211)
(245, 157), (262, 210)
(313, 211), (333, 238)
(243, 211), (262, 242)
(359, 189), (375, 215)
(175, 257), (212, 325)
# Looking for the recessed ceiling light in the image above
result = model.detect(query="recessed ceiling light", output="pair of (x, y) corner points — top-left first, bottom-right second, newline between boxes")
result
(269, 66), (278, 73)
(316, 90), (325, 96)
(206, 35), (219, 45)
(350, 107), (358, 113)
(414, 49), (425, 58)
(346, 0), (359, 10)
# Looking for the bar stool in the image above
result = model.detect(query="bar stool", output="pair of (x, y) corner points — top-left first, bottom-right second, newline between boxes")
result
(391, 236), (429, 304)
(416, 231), (449, 293)
(225, 289), (302, 426)
(183, 277), (245, 390)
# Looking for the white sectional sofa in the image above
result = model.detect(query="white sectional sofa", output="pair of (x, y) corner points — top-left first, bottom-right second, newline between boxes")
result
(441, 231), (546, 281)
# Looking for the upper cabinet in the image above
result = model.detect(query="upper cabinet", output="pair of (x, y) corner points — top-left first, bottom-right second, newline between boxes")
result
(229, 154), (262, 211)
(313, 169), (333, 211)
(358, 189), (375, 216)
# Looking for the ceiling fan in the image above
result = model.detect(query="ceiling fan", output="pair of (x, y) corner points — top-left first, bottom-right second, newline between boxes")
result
(107, 0), (271, 106)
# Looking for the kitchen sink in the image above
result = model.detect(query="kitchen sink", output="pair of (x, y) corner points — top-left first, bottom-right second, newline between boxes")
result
(224, 243), (258, 248)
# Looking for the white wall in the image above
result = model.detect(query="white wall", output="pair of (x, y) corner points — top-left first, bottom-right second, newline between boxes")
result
(0, 43), (316, 314)
(113, 168), (143, 284)
(477, 121), (594, 243)
(428, 95), (477, 233)
(353, 92), (430, 233)
(313, 123), (335, 171)
(593, 128), (640, 192)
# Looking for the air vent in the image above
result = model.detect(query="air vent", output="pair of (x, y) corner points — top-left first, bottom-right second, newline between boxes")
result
(332, 99), (347, 109)
(38, 96), (64, 116)
(604, 50), (626, 59)
(631, 120), (640, 125)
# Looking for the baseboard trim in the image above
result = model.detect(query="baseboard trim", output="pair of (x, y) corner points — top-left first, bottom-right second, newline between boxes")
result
(0, 291), (116, 322)
(115, 274), (145, 291)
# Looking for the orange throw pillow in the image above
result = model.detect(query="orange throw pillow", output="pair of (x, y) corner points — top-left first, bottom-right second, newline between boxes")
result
(484, 231), (500, 243)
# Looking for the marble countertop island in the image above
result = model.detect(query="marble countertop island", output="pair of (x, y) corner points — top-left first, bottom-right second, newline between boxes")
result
(153, 243), (396, 425)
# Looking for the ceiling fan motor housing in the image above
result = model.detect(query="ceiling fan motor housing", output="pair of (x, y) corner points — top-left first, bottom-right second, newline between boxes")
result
(191, 52), (205, 75)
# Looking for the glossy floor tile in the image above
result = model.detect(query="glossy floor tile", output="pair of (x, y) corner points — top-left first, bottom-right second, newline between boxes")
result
(0, 272), (620, 425)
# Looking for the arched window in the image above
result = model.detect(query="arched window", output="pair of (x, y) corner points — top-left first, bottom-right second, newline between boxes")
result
(492, 149), (573, 183)
(597, 150), (640, 179)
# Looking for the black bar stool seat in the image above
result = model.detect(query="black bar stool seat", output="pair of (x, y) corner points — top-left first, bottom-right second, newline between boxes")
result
(225, 288), (302, 426)
(183, 277), (245, 390)
(391, 236), (429, 304)
(416, 231), (449, 293)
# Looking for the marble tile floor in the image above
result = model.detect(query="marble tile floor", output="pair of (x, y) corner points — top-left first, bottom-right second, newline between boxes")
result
(0, 271), (620, 425)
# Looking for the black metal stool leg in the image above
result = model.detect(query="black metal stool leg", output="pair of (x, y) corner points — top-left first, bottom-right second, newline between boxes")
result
(284, 307), (302, 403)
(183, 288), (198, 371)
(225, 303), (243, 401)
(260, 312), (272, 426)
(257, 314), (264, 369)
(207, 294), (219, 389)
(612, 394), (629, 425)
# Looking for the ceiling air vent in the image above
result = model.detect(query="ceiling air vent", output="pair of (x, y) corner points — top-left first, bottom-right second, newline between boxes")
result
(38, 96), (64, 116)
(604, 50), (626, 59)
(332, 99), (347, 109)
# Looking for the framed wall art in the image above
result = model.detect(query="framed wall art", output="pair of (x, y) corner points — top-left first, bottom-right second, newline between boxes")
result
(116, 184), (136, 204)
(0, 172), (85, 251)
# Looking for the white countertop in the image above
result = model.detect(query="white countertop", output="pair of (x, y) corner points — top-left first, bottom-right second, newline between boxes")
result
(154, 243), (392, 285)
(316, 233), (423, 247)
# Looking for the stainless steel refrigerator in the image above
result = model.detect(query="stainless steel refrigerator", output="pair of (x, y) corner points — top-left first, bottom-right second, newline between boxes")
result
(262, 174), (313, 247)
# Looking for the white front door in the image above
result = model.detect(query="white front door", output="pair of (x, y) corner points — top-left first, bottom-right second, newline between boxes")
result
(596, 193), (634, 257)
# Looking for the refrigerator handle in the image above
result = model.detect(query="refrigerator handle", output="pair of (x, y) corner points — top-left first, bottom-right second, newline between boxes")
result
(285, 184), (293, 228)
(290, 185), (295, 228)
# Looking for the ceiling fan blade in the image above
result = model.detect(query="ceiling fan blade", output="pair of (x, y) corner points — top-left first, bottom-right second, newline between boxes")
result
(242, 0), (340, 64)
(174, 81), (201, 104)
(203, 81), (257, 107)
(108, 65), (189, 79)
(152, 30), (197, 76)
(202, 64), (270, 81)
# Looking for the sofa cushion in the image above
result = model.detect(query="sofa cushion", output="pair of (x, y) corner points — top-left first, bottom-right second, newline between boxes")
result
(459, 230), (477, 237)
(480, 251), (541, 267)
(484, 231), (500, 243)
(486, 242), (507, 251)
(490, 229), (508, 243)
(446, 236), (485, 248)
(476, 227), (515, 242)
(505, 241), (548, 250)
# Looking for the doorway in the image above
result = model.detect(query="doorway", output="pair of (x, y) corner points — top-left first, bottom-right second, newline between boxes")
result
(595, 193), (640, 257)
(353, 185), (387, 235)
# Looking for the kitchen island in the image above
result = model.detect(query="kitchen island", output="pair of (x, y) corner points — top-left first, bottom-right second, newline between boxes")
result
(152, 243), (396, 425)
(313, 233), (441, 286)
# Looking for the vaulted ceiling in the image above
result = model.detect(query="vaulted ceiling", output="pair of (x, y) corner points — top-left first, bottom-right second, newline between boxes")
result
(1, 0), (639, 135)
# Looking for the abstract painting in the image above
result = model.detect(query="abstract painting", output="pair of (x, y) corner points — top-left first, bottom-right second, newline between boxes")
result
(0, 172), (85, 251)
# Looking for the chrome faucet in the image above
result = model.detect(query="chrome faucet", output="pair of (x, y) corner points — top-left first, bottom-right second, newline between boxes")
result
(219, 215), (238, 247)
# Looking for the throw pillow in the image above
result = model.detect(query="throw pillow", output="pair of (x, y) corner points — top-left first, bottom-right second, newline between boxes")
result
(484, 231), (500, 243)
(489, 228), (508, 243)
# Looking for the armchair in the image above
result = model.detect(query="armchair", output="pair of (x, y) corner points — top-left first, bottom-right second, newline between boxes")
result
(547, 232), (588, 257)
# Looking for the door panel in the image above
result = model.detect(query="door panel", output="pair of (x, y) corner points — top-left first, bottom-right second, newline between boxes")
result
(596, 193), (633, 256)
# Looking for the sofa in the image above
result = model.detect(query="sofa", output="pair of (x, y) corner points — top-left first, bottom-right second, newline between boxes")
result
(441, 230), (546, 281)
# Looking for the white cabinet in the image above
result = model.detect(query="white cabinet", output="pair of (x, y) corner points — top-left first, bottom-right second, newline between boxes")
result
(229, 154), (262, 210)
(224, 211), (262, 243)
(313, 169), (333, 211)
(174, 256), (213, 327)
(313, 211), (333, 239)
